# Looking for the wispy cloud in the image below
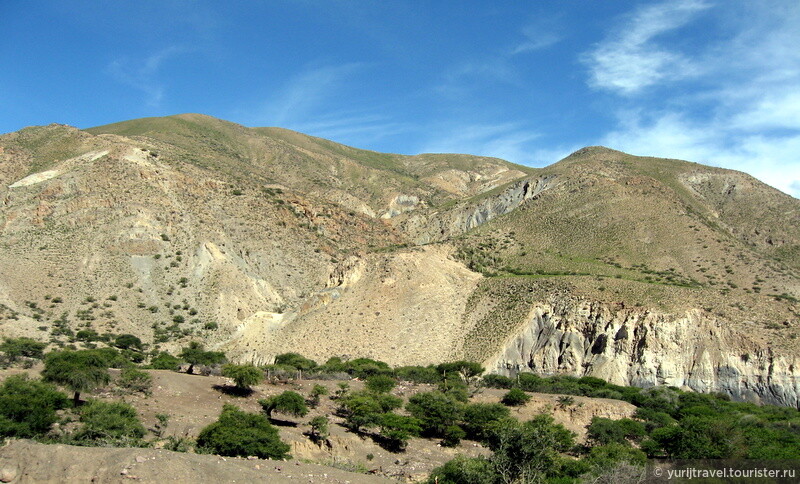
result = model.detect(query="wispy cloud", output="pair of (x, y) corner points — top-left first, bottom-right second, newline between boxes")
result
(511, 21), (562, 55)
(584, 0), (711, 94)
(602, 111), (800, 198)
(416, 122), (577, 166)
(107, 46), (185, 107)
(246, 63), (413, 147)
(260, 63), (363, 127)
(586, 0), (800, 198)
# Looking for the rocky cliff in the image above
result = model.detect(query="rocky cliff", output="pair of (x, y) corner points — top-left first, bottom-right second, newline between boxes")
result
(398, 175), (557, 243)
(486, 297), (800, 407)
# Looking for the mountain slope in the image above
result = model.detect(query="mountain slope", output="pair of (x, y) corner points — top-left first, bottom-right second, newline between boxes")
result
(1, 115), (798, 406)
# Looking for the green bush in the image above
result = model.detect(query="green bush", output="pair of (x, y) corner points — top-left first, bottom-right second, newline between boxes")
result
(273, 352), (318, 371)
(461, 402), (510, 441)
(0, 337), (46, 364)
(406, 391), (463, 437)
(586, 417), (646, 446)
(116, 367), (153, 396)
(344, 358), (392, 378)
(260, 391), (308, 419)
(337, 390), (402, 432)
(197, 404), (290, 459)
(75, 330), (100, 343)
(221, 364), (262, 391)
(395, 365), (442, 384)
(309, 415), (329, 442)
(482, 374), (513, 389)
(337, 391), (384, 432)
(178, 342), (226, 373)
(436, 361), (484, 379)
(113, 334), (143, 351)
(308, 384), (328, 407)
(148, 351), (182, 370)
(0, 375), (69, 438)
(484, 416), (575, 483)
(365, 375), (397, 394)
(501, 388), (531, 406)
(378, 413), (422, 451)
(427, 455), (495, 484)
(441, 424), (466, 447)
(73, 400), (146, 446)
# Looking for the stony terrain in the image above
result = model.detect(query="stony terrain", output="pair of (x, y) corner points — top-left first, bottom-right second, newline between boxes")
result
(0, 114), (798, 406)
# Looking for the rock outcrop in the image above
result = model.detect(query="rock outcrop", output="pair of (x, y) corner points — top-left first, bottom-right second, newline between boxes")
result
(487, 298), (800, 408)
(399, 176), (557, 243)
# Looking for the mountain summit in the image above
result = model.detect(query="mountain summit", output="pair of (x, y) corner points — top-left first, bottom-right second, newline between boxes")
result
(1, 114), (798, 406)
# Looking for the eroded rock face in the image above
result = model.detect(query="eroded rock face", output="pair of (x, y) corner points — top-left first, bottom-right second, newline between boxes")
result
(400, 176), (557, 243)
(487, 298), (800, 408)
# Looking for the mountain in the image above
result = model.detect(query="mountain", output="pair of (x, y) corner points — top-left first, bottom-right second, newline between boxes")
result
(1, 114), (798, 406)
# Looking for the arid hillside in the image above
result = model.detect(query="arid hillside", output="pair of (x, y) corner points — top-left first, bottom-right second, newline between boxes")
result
(1, 114), (798, 406)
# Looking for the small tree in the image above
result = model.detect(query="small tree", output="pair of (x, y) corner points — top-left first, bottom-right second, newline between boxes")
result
(197, 404), (290, 459)
(0, 337), (46, 365)
(485, 415), (575, 483)
(338, 390), (402, 432)
(222, 364), (262, 391)
(153, 413), (170, 438)
(260, 391), (308, 419)
(179, 342), (226, 374)
(436, 361), (484, 381)
(41, 350), (111, 405)
(556, 395), (575, 410)
(113, 334), (143, 351)
(308, 384), (328, 407)
(379, 412), (422, 451)
(501, 388), (531, 406)
(309, 415), (329, 442)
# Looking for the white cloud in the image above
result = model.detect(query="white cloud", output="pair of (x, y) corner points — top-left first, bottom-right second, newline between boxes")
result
(415, 122), (578, 167)
(107, 46), (185, 107)
(259, 63), (363, 127)
(601, 112), (800, 198)
(586, 0), (800, 199)
(418, 123), (539, 162)
(584, 0), (711, 94)
(511, 23), (561, 55)
(244, 63), (415, 148)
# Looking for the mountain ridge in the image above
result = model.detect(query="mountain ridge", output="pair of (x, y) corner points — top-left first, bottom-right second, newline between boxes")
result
(1, 114), (798, 406)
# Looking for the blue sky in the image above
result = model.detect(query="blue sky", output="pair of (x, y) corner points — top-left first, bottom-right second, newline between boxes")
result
(2, 1), (799, 197)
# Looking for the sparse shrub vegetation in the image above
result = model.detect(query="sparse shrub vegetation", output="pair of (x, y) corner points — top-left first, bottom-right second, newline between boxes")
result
(365, 374), (397, 394)
(0, 375), (69, 438)
(116, 367), (153, 396)
(73, 400), (146, 447)
(196, 404), (290, 459)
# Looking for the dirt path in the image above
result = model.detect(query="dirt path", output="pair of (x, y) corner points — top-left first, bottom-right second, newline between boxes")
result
(0, 439), (395, 483)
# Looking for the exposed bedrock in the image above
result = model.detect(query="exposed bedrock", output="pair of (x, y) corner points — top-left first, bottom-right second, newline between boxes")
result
(400, 176), (557, 243)
(487, 299), (800, 408)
